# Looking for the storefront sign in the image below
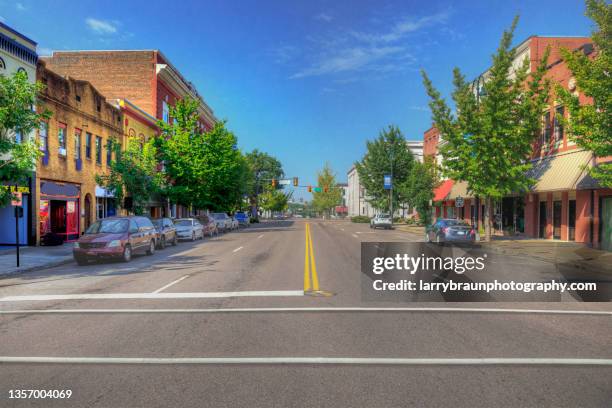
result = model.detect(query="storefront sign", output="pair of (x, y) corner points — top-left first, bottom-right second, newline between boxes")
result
(1, 185), (30, 194)
(67, 201), (76, 214)
(11, 192), (22, 207)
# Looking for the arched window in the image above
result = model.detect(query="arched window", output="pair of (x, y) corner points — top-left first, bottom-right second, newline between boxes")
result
(128, 128), (136, 138)
(17, 67), (27, 79)
(0, 57), (5, 71)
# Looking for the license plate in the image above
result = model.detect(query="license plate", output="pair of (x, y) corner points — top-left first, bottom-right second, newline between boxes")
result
(457, 231), (465, 235)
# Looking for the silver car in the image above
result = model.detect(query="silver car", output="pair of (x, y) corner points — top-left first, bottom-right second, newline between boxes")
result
(211, 213), (232, 232)
(370, 214), (393, 229)
(174, 218), (204, 241)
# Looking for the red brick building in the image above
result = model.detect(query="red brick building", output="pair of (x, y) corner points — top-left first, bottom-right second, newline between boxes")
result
(42, 50), (217, 218)
(426, 36), (612, 249)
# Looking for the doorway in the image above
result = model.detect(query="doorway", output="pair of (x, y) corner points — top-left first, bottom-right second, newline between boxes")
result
(553, 200), (562, 239)
(602, 197), (612, 252)
(568, 200), (576, 241)
(539, 201), (547, 238)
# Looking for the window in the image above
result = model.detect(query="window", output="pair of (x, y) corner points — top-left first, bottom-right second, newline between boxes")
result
(162, 100), (170, 123)
(16, 67), (28, 79)
(39, 122), (48, 152)
(541, 111), (551, 148)
(85, 132), (92, 158)
(58, 124), (67, 156)
(553, 106), (564, 147)
(0, 57), (5, 70)
(106, 139), (113, 166)
(95, 136), (102, 164)
(74, 129), (82, 160)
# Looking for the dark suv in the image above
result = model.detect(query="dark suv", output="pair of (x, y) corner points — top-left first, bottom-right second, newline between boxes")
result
(73, 216), (157, 264)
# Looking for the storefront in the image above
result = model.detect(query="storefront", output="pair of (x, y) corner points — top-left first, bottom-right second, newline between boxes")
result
(95, 185), (116, 220)
(39, 180), (80, 242)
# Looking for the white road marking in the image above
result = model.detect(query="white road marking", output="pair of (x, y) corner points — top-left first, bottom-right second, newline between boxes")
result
(152, 275), (190, 294)
(232, 246), (244, 253)
(257, 234), (264, 239)
(0, 291), (304, 302)
(1, 356), (610, 366)
(352, 234), (359, 239)
(1, 307), (610, 316)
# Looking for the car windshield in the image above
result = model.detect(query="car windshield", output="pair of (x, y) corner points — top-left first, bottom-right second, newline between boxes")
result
(445, 220), (469, 227)
(174, 219), (193, 227)
(212, 213), (225, 219)
(379, 214), (390, 218)
(152, 220), (163, 228)
(85, 219), (129, 234)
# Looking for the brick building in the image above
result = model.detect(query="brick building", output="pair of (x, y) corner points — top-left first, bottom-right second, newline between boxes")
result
(426, 36), (612, 249)
(35, 61), (124, 244)
(41, 50), (217, 217)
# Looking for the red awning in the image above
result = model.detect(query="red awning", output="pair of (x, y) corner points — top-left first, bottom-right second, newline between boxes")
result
(433, 180), (454, 202)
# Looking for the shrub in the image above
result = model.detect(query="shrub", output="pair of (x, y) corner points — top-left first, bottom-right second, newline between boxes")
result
(350, 216), (371, 223)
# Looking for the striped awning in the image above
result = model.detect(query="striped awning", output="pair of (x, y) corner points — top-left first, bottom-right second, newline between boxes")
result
(527, 149), (593, 192)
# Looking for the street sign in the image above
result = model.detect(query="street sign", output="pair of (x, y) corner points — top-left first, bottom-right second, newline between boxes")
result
(279, 179), (291, 186)
(455, 196), (464, 208)
(11, 192), (22, 207)
(313, 187), (322, 193)
(383, 174), (392, 190)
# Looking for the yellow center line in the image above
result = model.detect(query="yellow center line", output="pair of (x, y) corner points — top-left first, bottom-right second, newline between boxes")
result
(304, 223), (311, 292)
(308, 223), (320, 291)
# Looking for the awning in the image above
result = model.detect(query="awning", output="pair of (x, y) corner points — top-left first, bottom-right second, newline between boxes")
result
(433, 179), (454, 202)
(448, 181), (472, 199)
(527, 149), (593, 192)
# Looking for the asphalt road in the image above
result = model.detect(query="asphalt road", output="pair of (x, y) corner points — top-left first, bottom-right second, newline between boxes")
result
(0, 219), (611, 407)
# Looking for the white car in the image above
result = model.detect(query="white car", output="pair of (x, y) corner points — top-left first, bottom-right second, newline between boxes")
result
(211, 213), (232, 232)
(174, 218), (204, 241)
(370, 214), (393, 229)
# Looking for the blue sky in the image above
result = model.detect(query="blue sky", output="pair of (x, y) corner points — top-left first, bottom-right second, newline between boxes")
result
(0, 0), (594, 200)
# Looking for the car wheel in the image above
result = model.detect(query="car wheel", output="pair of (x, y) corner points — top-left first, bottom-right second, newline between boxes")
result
(191, 232), (196, 241)
(75, 256), (88, 266)
(146, 240), (155, 255)
(435, 234), (441, 244)
(160, 236), (166, 249)
(172, 235), (178, 246)
(122, 245), (132, 262)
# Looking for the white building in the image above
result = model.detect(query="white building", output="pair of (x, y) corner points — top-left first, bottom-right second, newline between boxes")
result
(407, 140), (424, 163)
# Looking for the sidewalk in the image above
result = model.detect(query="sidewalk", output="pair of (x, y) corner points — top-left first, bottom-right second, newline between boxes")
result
(0, 244), (74, 277)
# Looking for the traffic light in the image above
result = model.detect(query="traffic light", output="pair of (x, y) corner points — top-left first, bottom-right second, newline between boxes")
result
(293, 177), (298, 187)
(307, 185), (312, 193)
(272, 179), (277, 187)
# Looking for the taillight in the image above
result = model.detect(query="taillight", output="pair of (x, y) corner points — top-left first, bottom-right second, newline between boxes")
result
(441, 227), (448, 234)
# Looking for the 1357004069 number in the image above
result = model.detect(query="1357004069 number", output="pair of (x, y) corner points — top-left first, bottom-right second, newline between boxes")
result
(8, 389), (72, 399)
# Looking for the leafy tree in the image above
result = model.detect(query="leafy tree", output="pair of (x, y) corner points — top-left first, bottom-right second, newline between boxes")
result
(96, 136), (161, 215)
(245, 149), (284, 216)
(401, 156), (439, 225)
(355, 125), (415, 212)
(155, 98), (246, 212)
(260, 185), (292, 213)
(422, 17), (550, 241)
(0, 71), (51, 205)
(311, 163), (342, 217)
(556, 0), (611, 187)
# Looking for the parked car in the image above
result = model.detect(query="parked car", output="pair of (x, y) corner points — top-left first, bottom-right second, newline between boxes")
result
(426, 219), (475, 243)
(196, 215), (219, 237)
(152, 217), (178, 249)
(230, 216), (239, 230)
(73, 216), (157, 265)
(174, 218), (204, 241)
(234, 212), (250, 227)
(370, 214), (393, 229)
(211, 213), (232, 232)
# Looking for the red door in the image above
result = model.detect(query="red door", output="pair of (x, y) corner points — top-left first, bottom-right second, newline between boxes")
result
(65, 200), (79, 241)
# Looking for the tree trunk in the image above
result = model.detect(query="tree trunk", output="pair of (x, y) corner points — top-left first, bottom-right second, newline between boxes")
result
(484, 196), (492, 242)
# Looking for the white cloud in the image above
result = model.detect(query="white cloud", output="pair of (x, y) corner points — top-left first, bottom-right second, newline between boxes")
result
(315, 12), (333, 22)
(15, 2), (27, 11)
(288, 10), (450, 80)
(270, 45), (299, 64)
(85, 18), (118, 35)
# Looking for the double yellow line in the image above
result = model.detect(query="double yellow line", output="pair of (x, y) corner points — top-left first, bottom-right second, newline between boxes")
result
(303, 223), (320, 293)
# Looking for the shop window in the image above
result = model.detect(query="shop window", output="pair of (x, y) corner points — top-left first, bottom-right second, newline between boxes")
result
(95, 136), (102, 164)
(553, 106), (564, 148)
(85, 132), (92, 158)
(58, 124), (67, 156)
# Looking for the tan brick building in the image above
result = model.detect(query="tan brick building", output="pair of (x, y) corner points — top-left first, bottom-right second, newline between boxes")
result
(35, 61), (124, 244)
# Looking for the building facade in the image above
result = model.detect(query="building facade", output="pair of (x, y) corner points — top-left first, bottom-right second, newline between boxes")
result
(35, 61), (124, 244)
(0, 22), (38, 245)
(42, 50), (217, 218)
(347, 166), (375, 217)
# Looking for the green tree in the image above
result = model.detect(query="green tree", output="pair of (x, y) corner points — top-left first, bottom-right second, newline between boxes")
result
(355, 125), (415, 212)
(245, 149), (284, 216)
(556, 0), (611, 187)
(401, 156), (439, 225)
(311, 163), (342, 217)
(422, 17), (550, 241)
(0, 71), (51, 205)
(260, 185), (292, 214)
(96, 136), (161, 215)
(155, 98), (246, 212)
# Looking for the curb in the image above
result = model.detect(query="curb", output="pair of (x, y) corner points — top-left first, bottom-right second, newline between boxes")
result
(0, 257), (74, 279)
